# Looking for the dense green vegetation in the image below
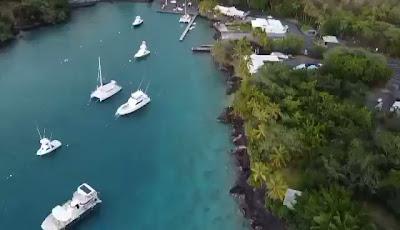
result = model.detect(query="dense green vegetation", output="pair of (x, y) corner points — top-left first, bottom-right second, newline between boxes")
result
(0, 0), (70, 43)
(252, 28), (304, 55)
(202, 0), (400, 57)
(213, 39), (400, 228)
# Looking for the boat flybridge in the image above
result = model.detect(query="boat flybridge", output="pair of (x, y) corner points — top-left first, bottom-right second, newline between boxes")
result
(132, 16), (143, 27)
(90, 57), (122, 102)
(41, 183), (101, 230)
(179, 0), (191, 23)
(115, 83), (151, 116)
(134, 41), (150, 58)
(36, 128), (62, 156)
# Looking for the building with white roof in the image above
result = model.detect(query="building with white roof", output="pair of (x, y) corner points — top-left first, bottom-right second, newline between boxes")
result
(215, 5), (246, 18)
(283, 188), (302, 209)
(251, 17), (288, 37)
(248, 54), (281, 74)
(322, 35), (339, 47)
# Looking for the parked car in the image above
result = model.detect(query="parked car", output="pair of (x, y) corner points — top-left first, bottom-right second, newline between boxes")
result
(294, 63), (322, 70)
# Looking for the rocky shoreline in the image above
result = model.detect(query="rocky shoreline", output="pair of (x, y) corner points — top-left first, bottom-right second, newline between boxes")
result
(214, 58), (285, 229)
(217, 106), (285, 230)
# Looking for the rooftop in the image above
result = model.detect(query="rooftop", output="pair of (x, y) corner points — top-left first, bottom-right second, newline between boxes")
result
(251, 17), (288, 35)
(248, 54), (281, 74)
(214, 5), (246, 18)
(322, 35), (339, 44)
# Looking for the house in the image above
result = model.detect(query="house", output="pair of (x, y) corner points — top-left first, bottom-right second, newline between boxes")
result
(283, 189), (302, 209)
(214, 5), (246, 19)
(322, 35), (339, 47)
(248, 54), (281, 74)
(251, 17), (288, 38)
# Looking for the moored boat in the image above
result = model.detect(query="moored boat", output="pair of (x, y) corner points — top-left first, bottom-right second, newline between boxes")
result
(132, 16), (143, 27)
(134, 41), (150, 58)
(90, 57), (122, 101)
(115, 89), (151, 116)
(41, 183), (102, 230)
(36, 128), (62, 156)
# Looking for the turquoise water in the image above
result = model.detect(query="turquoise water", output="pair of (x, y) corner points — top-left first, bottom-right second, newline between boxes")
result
(0, 3), (248, 229)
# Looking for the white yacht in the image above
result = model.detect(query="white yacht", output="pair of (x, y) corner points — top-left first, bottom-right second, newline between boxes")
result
(179, 0), (191, 23)
(115, 89), (151, 116)
(132, 16), (143, 27)
(41, 183), (101, 230)
(90, 57), (122, 102)
(36, 128), (62, 156)
(134, 41), (150, 58)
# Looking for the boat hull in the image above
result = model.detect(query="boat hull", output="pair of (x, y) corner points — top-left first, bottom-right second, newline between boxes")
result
(116, 98), (150, 116)
(90, 81), (122, 102)
(134, 50), (150, 58)
(41, 200), (101, 230)
(132, 21), (143, 27)
(37, 140), (62, 156)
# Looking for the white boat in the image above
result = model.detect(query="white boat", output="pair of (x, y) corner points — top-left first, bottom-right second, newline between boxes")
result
(115, 89), (151, 116)
(179, 0), (191, 23)
(90, 57), (122, 101)
(132, 16), (143, 27)
(179, 14), (191, 23)
(36, 128), (62, 156)
(134, 41), (150, 58)
(41, 183), (101, 230)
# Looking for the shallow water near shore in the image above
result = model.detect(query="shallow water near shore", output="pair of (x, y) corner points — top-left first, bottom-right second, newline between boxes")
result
(0, 3), (248, 229)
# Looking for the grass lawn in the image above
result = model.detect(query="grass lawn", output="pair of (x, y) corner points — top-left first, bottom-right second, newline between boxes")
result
(226, 22), (252, 32)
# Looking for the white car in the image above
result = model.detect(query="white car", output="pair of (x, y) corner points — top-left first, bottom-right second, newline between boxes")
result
(294, 63), (322, 70)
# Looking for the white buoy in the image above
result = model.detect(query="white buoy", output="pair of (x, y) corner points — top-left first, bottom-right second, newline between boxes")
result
(129, 59), (132, 63)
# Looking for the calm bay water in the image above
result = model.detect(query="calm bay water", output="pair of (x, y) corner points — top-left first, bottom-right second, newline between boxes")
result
(0, 3), (248, 229)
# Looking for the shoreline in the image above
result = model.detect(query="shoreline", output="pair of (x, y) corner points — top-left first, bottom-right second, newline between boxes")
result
(0, 0), (154, 48)
(0, 1), (281, 228)
(217, 97), (285, 230)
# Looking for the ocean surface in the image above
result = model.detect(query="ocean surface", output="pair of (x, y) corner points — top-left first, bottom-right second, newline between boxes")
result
(0, 3), (248, 229)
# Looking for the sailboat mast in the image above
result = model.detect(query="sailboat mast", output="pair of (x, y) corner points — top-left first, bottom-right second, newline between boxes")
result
(185, 0), (187, 15)
(98, 56), (103, 86)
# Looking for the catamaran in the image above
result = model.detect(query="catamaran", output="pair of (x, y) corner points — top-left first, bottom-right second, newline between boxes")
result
(179, 0), (191, 23)
(36, 128), (62, 156)
(41, 183), (101, 230)
(132, 16), (143, 27)
(115, 83), (151, 116)
(90, 57), (122, 101)
(134, 41), (150, 58)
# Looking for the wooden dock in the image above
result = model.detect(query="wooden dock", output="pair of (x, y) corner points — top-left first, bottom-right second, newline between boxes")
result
(179, 14), (198, 41)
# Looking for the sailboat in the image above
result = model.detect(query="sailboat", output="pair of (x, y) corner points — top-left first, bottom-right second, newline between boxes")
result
(115, 82), (151, 116)
(36, 127), (62, 156)
(90, 57), (122, 102)
(179, 0), (191, 23)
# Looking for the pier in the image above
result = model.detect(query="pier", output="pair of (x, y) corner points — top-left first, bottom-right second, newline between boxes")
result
(179, 14), (198, 41)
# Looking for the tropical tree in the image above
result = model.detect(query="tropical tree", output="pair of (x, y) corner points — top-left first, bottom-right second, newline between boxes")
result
(269, 145), (289, 169)
(291, 187), (376, 230)
(250, 162), (270, 188)
(266, 172), (288, 201)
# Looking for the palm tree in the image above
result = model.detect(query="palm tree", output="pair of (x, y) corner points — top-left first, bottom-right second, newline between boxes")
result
(269, 145), (288, 169)
(254, 123), (267, 140)
(266, 172), (288, 201)
(250, 162), (269, 188)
